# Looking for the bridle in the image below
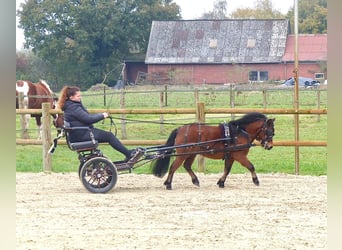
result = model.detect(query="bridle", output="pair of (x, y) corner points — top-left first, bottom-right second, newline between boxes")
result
(255, 119), (275, 149)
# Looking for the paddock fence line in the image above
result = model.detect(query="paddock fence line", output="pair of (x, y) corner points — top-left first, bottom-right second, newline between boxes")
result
(101, 85), (327, 122)
(16, 103), (327, 173)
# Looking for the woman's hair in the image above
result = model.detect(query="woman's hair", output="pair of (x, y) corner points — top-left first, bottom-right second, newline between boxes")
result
(57, 86), (80, 110)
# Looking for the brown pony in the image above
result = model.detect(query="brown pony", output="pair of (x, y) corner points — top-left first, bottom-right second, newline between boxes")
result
(16, 80), (58, 138)
(151, 112), (275, 190)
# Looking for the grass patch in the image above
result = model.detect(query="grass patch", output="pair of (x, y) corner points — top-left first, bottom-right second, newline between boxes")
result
(16, 144), (327, 176)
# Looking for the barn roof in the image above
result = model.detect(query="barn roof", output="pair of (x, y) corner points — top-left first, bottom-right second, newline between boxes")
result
(145, 19), (290, 64)
(282, 34), (327, 62)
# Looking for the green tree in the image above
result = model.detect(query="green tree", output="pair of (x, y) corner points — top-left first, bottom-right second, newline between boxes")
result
(286, 0), (327, 34)
(230, 0), (284, 19)
(17, 0), (180, 89)
(200, 0), (227, 19)
(16, 50), (54, 85)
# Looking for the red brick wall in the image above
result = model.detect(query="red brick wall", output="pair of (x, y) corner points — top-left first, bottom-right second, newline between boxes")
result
(147, 63), (324, 84)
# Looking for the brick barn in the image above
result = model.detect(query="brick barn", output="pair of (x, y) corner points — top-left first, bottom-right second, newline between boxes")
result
(137, 19), (327, 85)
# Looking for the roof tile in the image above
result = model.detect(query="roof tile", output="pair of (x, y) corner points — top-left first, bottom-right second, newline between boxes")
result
(282, 34), (327, 61)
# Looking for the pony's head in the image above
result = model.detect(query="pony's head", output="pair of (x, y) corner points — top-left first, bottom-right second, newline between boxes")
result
(52, 100), (64, 132)
(53, 113), (64, 130)
(16, 80), (30, 109)
(255, 118), (275, 150)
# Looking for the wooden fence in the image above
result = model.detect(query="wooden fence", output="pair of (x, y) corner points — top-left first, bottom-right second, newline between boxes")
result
(16, 103), (327, 174)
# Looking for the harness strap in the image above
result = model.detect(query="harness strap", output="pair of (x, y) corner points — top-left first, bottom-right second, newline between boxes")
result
(198, 123), (201, 144)
(48, 131), (64, 154)
(223, 122), (230, 138)
(183, 124), (190, 144)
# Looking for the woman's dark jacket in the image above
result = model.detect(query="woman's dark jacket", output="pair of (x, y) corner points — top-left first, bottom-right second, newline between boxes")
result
(63, 99), (104, 142)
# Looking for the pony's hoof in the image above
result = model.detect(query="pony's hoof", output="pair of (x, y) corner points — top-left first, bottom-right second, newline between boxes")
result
(164, 181), (172, 190)
(192, 178), (200, 187)
(217, 180), (225, 188)
(253, 177), (260, 186)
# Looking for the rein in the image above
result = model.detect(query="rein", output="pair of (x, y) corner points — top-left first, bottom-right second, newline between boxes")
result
(107, 116), (117, 136)
(108, 116), (193, 126)
(166, 143), (254, 158)
(144, 137), (255, 158)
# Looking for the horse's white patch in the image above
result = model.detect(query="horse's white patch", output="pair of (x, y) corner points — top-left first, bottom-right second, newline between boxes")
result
(16, 81), (29, 95)
(16, 81), (29, 107)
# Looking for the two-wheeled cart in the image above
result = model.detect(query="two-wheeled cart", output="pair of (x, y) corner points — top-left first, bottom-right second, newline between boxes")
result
(49, 124), (170, 193)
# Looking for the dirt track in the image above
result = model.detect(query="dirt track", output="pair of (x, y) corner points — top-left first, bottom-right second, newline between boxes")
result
(16, 172), (327, 249)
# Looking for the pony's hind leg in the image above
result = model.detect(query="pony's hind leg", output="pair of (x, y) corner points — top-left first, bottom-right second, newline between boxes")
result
(217, 158), (234, 188)
(163, 156), (186, 190)
(183, 155), (199, 187)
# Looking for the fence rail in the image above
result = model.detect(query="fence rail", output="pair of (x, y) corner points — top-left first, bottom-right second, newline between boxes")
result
(15, 107), (327, 115)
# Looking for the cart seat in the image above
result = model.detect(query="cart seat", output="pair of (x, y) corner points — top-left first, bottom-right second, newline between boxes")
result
(64, 121), (99, 152)
(69, 140), (98, 152)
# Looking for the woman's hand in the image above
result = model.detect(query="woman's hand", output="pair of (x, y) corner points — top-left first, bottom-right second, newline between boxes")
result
(102, 112), (109, 118)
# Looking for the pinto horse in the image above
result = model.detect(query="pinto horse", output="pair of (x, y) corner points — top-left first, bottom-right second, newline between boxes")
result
(16, 80), (58, 138)
(151, 112), (275, 190)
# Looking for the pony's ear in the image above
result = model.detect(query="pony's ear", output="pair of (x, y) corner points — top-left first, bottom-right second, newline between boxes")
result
(267, 118), (275, 124)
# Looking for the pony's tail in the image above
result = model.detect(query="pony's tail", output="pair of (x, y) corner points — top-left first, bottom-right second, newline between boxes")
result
(151, 128), (178, 177)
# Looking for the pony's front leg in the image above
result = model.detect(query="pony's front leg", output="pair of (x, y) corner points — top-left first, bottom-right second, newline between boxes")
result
(36, 117), (43, 140)
(37, 125), (43, 140)
(163, 173), (173, 190)
(217, 158), (234, 188)
(24, 114), (30, 132)
(21, 114), (30, 137)
(238, 157), (259, 186)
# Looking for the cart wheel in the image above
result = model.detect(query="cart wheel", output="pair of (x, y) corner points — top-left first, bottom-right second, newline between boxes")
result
(79, 157), (118, 193)
(78, 162), (84, 178)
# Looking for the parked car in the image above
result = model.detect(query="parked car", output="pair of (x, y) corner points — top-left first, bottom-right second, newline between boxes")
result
(280, 77), (320, 88)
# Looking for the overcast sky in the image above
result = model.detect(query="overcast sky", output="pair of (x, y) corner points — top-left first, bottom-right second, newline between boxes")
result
(173, 0), (293, 19)
(16, 0), (293, 49)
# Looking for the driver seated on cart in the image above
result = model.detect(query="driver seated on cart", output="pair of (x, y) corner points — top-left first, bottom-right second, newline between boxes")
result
(57, 85), (138, 162)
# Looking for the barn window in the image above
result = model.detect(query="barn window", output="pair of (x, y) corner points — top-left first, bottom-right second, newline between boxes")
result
(249, 71), (268, 82)
(315, 73), (325, 80)
(209, 39), (217, 48)
(247, 38), (256, 48)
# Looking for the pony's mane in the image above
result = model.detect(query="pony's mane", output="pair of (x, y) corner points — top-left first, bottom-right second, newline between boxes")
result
(230, 112), (267, 125)
(37, 79), (53, 94)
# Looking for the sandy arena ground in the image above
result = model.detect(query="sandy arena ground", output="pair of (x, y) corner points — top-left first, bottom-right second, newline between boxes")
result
(16, 172), (327, 250)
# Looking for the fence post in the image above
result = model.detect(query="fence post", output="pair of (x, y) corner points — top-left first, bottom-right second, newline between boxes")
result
(164, 85), (168, 107)
(317, 89), (321, 122)
(263, 89), (267, 109)
(159, 91), (165, 134)
(230, 84), (235, 120)
(194, 89), (199, 106)
(196, 102), (206, 172)
(120, 89), (127, 139)
(103, 86), (106, 107)
(42, 102), (52, 172)
(18, 92), (30, 139)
